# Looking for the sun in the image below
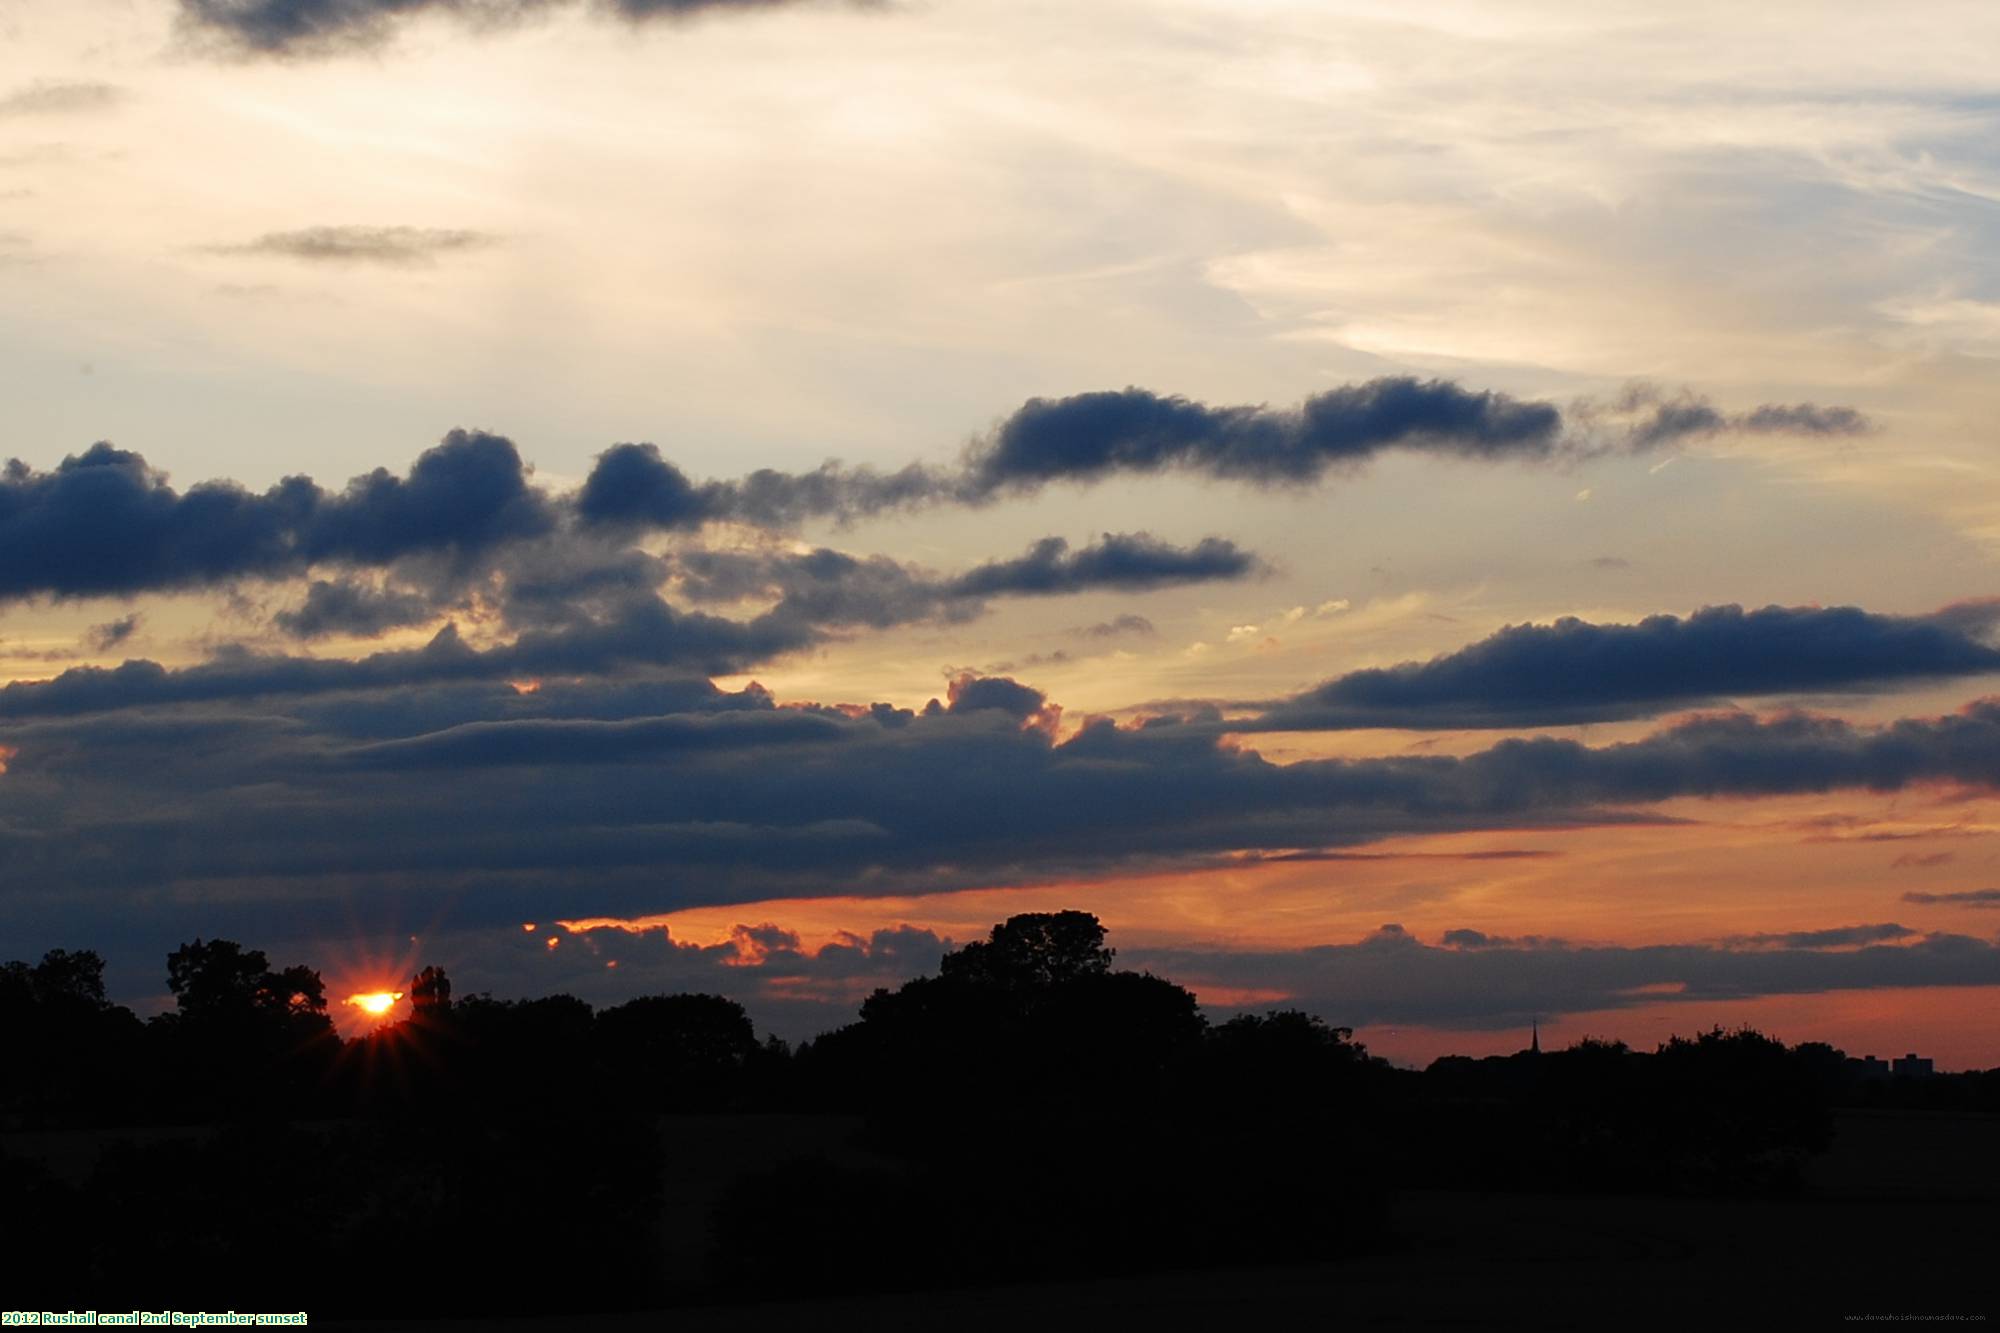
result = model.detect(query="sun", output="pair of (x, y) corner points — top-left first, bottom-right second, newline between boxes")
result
(346, 990), (404, 1019)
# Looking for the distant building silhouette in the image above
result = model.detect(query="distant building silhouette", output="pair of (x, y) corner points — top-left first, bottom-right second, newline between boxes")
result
(1847, 1055), (1891, 1080)
(1893, 1053), (1935, 1078)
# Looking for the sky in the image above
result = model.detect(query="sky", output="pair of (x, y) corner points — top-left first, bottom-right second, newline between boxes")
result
(6, 0), (2000, 1066)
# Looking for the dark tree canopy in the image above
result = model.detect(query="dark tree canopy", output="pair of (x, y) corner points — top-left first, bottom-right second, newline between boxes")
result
(2, 948), (110, 1009)
(937, 910), (1116, 988)
(166, 938), (327, 1024)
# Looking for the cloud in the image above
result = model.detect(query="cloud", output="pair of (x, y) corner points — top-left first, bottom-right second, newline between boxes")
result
(1249, 603), (2000, 731)
(21, 674), (2000, 962)
(944, 672), (1055, 727)
(1902, 889), (2000, 909)
(1737, 403), (1871, 436)
(1717, 923), (1917, 949)
(959, 379), (1565, 494)
(274, 579), (440, 639)
(1580, 383), (1874, 451)
(946, 534), (1261, 598)
(674, 533), (1258, 631)
(1077, 613), (1155, 640)
(0, 528), (1249, 716)
(0, 82), (124, 117)
(570, 379), (1873, 534)
(176, 0), (836, 57)
(0, 601), (813, 719)
(575, 443), (710, 531)
(1, 377), (1865, 612)
(215, 226), (496, 265)
(0, 431), (553, 601)
(85, 614), (142, 652)
(576, 441), (942, 532)
(1132, 924), (2000, 1030)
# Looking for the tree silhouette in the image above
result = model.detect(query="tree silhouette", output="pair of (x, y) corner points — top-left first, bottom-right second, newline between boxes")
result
(938, 909), (1115, 988)
(0, 948), (141, 1127)
(156, 938), (335, 1118)
(596, 993), (758, 1110)
(410, 965), (452, 1015)
(166, 938), (327, 1025)
(6, 947), (110, 1008)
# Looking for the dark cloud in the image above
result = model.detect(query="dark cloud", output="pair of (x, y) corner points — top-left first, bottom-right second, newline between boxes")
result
(1718, 923), (1917, 949)
(0, 431), (553, 602)
(1131, 925), (2000, 1030)
(576, 442), (943, 533)
(674, 533), (1257, 630)
(675, 546), (953, 631)
(0, 601), (807, 718)
(960, 379), (1565, 494)
(4, 376), (1867, 614)
(491, 539), (672, 631)
(215, 225), (495, 265)
(274, 579), (439, 639)
(0, 82), (125, 116)
(85, 614), (142, 652)
(570, 379), (1872, 534)
(576, 443), (709, 530)
(1077, 613), (1156, 640)
(1249, 603), (2000, 731)
(1902, 889), (2000, 909)
(20, 676), (2000, 957)
(1585, 383), (1873, 451)
(944, 672), (1053, 724)
(1737, 403), (1871, 436)
(0, 526), (1246, 718)
(1439, 928), (1561, 950)
(177, 0), (833, 56)
(947, 534), (1261, 598)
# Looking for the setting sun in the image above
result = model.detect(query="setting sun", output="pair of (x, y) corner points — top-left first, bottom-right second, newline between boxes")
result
(346, 991), (404, 1018)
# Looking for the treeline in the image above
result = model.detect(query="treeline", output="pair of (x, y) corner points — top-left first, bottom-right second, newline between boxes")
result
(3, 912), (1992, 1314)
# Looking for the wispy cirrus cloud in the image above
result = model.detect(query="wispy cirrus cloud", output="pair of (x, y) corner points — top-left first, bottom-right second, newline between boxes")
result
(213, 225), (498, 265)
(0, 82), (125, 117)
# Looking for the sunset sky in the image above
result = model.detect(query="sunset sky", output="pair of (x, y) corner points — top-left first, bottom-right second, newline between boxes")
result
(7, 0), (2000, 1066)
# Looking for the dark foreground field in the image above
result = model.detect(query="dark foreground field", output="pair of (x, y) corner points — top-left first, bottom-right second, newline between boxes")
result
(284, 1107), (1987, 1330)
(8, 1108), (1995, 1328)
(316, 1189), (1991, 1331)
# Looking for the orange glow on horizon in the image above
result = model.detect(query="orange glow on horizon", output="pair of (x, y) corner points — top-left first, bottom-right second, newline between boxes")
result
(1191, 986), (1294, 1007)
(0, 744), (15, 774)
(545, 790), (2000, 1068)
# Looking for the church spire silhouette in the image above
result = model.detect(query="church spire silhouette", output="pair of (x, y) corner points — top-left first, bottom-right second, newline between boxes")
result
(1530, 1017), (1541, 1055)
